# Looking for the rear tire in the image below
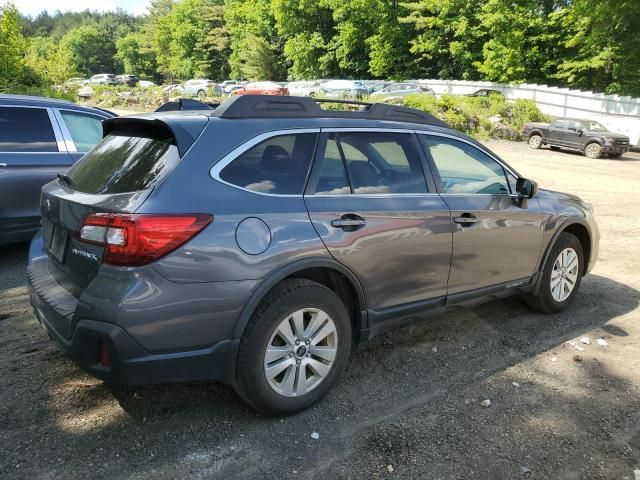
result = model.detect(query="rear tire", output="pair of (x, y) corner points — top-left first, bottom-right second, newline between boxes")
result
(528, 134), (543, 149)
(584, 142), (602, 159)
(234, 279), (352, 415)
(526, 232), (584, 313)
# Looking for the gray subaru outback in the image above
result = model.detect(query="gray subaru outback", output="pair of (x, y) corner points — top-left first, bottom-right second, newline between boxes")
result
(27, 95), (599, 415)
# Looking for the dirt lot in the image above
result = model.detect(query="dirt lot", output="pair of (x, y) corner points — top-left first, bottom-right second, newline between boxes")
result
(1, 141), (639, 480)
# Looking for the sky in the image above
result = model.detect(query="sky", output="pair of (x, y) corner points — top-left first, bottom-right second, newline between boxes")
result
(13, 0), (151, 18)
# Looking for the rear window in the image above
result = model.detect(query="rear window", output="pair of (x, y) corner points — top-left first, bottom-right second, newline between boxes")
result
(66, 124), (180, 194)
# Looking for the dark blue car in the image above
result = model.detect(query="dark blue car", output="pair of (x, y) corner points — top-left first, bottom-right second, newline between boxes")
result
(0, 94), (113, 246)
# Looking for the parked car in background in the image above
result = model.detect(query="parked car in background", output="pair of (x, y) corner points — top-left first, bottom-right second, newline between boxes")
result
(471, 88), (505, 98)
(320, 80), (368, 99)
(221, 80), (246, 94)
(77, 86), (94, 99)
(138, 80), (157, 88)
(26, 94), (598, 416)
(0, 94), (114, 246)
(116, 74), (139, 87)
(88, 74), (118, 85)
(524, 118), (630, 158)
(172, 79), (222, 98)
(287, 81), (322, 97)
(233, 81), (289, 96)
(64, 77), (88, 87)
(370, 82), (425, 99)
(364, 81), (393, 94)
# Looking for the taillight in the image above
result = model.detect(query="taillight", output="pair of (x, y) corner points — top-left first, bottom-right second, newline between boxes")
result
(78, 213), (212, 266)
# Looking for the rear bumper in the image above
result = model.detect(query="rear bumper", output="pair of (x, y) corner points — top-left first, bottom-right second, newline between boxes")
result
(31, 297), (238, 385)
(27, 232), (246, 385)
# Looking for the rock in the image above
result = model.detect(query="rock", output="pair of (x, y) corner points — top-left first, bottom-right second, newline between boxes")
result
(480, 399), (491, 408)
(432, 347), (438, 353)
(573, 354), (583, 362)
(574, 344), (585, 352)
(597, 338), (609, 347)
(580, 336), (591, 345)
(633, 469), (640, 480)
(310, 432), (320, 440)
(387, 465), (394, 473)
(551, 357), (557, 362)
(520, 465), (531, 475)
(512, 382), (520, 387)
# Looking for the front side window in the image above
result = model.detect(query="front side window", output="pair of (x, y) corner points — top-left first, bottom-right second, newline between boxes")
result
(219, 133), (317, 195)
(308, 132), (428, 195)
(0, 107), (58, 152)
(60, 111), (104, 152)
(419, 135), (511, 195)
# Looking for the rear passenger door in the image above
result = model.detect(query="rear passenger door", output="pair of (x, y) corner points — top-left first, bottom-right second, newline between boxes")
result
(304, 130), (453, 315)
(548, 120), (567, 146)
(0, 106), (71, 239)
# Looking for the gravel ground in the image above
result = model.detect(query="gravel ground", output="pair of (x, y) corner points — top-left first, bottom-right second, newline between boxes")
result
(1, 141), (639, 480)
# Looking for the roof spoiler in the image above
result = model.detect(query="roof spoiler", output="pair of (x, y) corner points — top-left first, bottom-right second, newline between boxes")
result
(102, 116), (207, 157)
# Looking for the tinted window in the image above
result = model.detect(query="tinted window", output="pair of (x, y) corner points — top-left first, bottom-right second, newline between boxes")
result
(0, 107), (58, 152)
(550, 120), (567, 129)
(308, 137), (351, 195)
(66, 124), (180, 194)
(337, 132), (427, 194)
(420, 135), (510, 195)
(219, 133), (317, 195)
(60, 111), (103, 152)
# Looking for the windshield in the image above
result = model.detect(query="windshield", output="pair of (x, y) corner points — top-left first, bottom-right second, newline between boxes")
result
(584, 121), (608, 132)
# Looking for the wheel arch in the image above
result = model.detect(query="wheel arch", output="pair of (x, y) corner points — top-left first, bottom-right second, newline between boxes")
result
(534, 218), (592, 294)
(232, 257), (367, 342)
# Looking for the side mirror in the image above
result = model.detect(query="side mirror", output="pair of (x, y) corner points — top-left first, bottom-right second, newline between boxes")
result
(577, 128), (584, 136)
(516, 178), (538, 199)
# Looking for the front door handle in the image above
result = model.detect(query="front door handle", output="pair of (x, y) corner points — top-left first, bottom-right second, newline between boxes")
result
(331, 214), (366, 231)
(453, 215), (478, 225)
(0, 163), (7, 167)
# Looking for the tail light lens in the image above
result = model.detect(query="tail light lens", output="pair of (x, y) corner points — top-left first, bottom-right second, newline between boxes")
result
(78, 213), (212, 266)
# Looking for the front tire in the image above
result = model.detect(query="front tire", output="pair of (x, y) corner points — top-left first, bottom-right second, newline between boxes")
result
(584, 142), (602, 159)
(234, 279), (352, 415)
(528, 134), (543, 149)
(196, 89), (206, 100)
(610, 152), (623, 159)
(526, 232), (584, 313)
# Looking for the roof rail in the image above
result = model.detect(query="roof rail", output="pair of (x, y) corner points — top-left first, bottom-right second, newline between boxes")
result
(212, 95), (448, 128)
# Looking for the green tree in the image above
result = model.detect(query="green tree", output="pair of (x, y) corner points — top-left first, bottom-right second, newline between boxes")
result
(225, 0), (286, 80)
(555, 0), (640, 96)
(115, 31), (157, 77)
(60, 25), (113, 76)
(0, 3), (28, 88)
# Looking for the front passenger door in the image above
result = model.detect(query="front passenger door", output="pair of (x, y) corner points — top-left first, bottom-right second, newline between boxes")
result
(418, 134), (545, 295)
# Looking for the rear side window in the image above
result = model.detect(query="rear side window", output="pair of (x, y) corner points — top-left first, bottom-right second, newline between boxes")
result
(0, 107), (58, 152)
(219, 133), (317, 195)
(309, 132), (428, 195)
(66, 124), (180, 194)
(60, 110), (103, 152)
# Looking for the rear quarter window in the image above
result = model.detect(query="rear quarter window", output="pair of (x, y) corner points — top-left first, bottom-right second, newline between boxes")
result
(0, 107), (58, 152)
(218, 133), (318, 195)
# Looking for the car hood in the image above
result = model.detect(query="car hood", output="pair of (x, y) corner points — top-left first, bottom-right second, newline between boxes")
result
(536, 188), (582, 203)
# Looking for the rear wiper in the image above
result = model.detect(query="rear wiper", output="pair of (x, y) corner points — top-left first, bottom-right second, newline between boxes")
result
(57, 173), (72, 185)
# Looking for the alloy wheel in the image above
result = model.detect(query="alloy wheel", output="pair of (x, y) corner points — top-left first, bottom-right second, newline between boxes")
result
(264, 308), (338, 397)
(550, 247), (579, 302)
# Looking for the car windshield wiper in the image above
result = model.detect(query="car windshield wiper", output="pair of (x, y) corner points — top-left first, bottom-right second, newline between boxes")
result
(57, 173), (72, 185)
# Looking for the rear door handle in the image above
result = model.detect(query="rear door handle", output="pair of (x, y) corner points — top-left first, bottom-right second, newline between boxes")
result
(331, 215), (366, 230)
(453, 215), (478, 225)
(0, 163), (7, 167)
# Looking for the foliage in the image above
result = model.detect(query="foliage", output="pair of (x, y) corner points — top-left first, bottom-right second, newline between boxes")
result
(403, 93), (548, 139)
(1, 0), (638, 95)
